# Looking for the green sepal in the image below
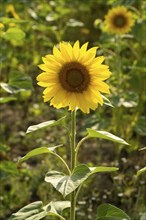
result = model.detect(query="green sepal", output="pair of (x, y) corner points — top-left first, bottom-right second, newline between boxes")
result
(102, 95), (114, 108)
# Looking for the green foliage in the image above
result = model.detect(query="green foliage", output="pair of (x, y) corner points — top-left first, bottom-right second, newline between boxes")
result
(18, 146), (62, 164)
(10, 201), (70, 220)
(3, 27), (25, 41)
(0, 0), (145, 219)
(96, 203), (131, 220)
(45, 164), (118, 197)
(87, 129), (129, 145)
(26, 116), (67, 134)
(0, 161), (19, 179)
(137, 167), (146, 176)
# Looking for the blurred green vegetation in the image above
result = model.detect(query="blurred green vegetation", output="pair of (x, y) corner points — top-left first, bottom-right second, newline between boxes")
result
(0, 0), (146, 219)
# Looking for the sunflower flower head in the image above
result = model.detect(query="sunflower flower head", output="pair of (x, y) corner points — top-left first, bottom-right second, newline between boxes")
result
(104, 6), (135, 35)
(37, 41), (111, 114)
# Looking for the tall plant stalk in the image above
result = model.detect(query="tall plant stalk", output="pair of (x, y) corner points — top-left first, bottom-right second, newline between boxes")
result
(70, 110), (76, 220)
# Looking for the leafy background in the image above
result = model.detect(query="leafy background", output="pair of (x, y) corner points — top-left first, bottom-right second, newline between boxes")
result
(0, 0), (146, 219)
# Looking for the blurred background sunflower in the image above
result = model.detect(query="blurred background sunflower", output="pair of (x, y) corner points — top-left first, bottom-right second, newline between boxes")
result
(104, 6), (135, 35)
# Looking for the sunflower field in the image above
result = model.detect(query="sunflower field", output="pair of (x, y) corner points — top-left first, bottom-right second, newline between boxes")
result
(0, 0), (146, 220)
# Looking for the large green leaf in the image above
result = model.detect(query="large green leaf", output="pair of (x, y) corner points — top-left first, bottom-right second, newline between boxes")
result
(87, 128), (129, 145)
(26, 116), (66, 134)
(45, 164), (118, 197)
(45, 164), (90, 197)
(18, 146), (62, 164)
(9, 201), (46, 220)
(96, 203), (131, 220)
(9, 200), (70, 220)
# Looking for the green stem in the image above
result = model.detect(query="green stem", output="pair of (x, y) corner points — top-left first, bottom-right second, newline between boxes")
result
(75, 183), (83, 202)
(70, 110), (76, 220)
(75, 136), (89, 158)
(54, 153), (71, 175)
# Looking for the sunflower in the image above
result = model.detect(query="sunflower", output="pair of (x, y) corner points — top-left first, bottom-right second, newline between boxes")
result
(37, 41), (111, 113)
(104, 6), (134, 35)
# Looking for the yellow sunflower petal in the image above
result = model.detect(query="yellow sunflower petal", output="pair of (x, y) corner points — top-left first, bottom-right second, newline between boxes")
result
(88, 56), (105, 68)
(37, 72), (57, 81)
(53, 46), (65, 63)
(80, 42), (89, 54)
(90, 69), (112, 80)
(59, 42), (72, 61)
(95, 81), (110, 94)
(73, 40), (80, 59)
(79, 47), (98, 64)
(37, 41), (111, 113)
(76, 93), (90, 113)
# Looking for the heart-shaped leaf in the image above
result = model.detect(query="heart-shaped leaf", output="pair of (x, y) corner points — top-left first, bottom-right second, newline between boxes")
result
(96, 203), (131, 220)
(45, 164), (118, 197)
(18, 146), (62, 164)
(45, 164), (90, 197)
(9, 200), (70, 220)
(26, 116), (66, 134)
(87, 128), (129, 145)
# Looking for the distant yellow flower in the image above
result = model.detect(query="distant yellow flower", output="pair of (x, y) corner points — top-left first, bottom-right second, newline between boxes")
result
(104, 6), (134, 35)
(37, 41), (111, 113)
(0, 23), (4, 29)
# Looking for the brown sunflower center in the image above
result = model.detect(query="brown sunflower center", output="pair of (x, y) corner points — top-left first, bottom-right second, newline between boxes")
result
(113, 15), (127, 27)
(59, 62), (90, 92)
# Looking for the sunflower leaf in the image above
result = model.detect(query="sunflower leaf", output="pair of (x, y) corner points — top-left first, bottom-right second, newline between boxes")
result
(45, 201), (70, 219)
(9, 200), (70, 220)
(87, 128), (129, 145)
(45, 164), (118, 197)
(18, 145), (62, 164)
(96, 203), (131, 220)
(26, 116), (66, 134)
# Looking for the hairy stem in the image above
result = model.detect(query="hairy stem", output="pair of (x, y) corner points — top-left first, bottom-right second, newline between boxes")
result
(70, 110), (76, 220)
